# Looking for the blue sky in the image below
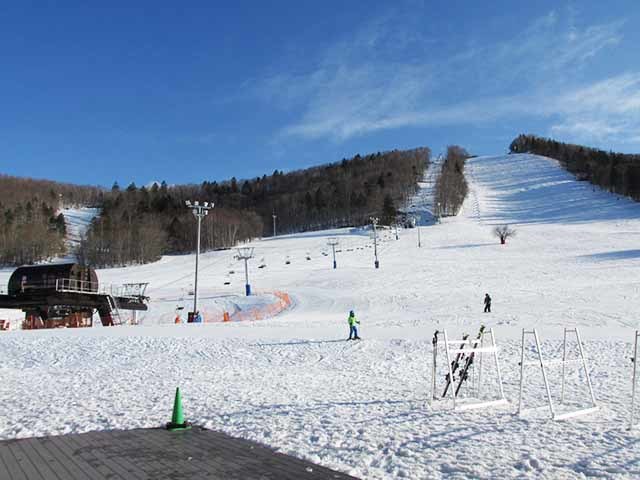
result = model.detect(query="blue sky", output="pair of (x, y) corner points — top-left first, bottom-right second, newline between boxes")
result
(1, 1), (639, 186)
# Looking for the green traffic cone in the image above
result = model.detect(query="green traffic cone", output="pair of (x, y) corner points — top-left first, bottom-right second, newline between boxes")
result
(166, 387), (191, 431)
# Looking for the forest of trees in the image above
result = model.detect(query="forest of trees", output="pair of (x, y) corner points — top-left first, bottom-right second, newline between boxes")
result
(79, 147), (430, 267)
(78, 181), (263, 266)
(0, 175), (102, 265)
(510, 135), (640, 200)
(206, 147), (430, 235)
(434, 146), (470, 217)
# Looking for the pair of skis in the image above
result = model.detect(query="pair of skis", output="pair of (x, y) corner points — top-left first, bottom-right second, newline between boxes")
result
(437, 325), (485, 398)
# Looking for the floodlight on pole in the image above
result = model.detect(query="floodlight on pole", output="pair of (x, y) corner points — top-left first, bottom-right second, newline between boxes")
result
(370, 216), (380, 269)
(327, 238), (339, 269)
(185, 200), (214, 317)
(236, 247), (255, 296)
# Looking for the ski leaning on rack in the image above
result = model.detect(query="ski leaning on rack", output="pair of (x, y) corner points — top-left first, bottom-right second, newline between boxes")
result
(455, 325), (486, 397)
(442, 333), (469, 397)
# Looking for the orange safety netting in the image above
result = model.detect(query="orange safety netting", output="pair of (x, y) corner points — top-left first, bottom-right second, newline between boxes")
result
(227, 291), (292, 323)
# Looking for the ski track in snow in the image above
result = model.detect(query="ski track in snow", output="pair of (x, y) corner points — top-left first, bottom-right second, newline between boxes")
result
(2, 154), (640, 478)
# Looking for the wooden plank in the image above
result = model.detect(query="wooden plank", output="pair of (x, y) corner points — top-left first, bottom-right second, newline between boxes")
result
(6, 441), (44, 480)
(54, 433), (115, 480)
(134, 428), (292, 479)
(100, 429), (154, 480)
(38, 436), (99, 480)
(63, 431), (143, 480)
(187, 429), (292, 478)
(0, 447), (13, 480)
(132, 428), (231, 479)
(0, 443), (28, 480)
(189, 430), (293, 478)
(17, 439), (64, 480)
(47, 434), (106, 480)
(181, 430), (257, 479)
(185, 428), (350, 479)
(0, 428), (358, 480)
(79, 430), (151, 480)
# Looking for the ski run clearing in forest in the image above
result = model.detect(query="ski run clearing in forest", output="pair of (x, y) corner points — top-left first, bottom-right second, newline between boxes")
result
(2, 154), (640, 479)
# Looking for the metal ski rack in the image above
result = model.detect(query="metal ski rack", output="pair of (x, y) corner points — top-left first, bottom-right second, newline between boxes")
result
(432, 327), (507, 411)
(517, 327), (598, 421)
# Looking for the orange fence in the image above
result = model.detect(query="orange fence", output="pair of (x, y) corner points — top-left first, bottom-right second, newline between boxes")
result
(227, 291), (293, 323)
(174, 291), (293, 324)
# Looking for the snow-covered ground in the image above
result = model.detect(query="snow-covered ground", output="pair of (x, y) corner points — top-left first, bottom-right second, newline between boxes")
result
(62, 207), (99, 244)
(61, 206), (99, 257)
(2, 154), (640, 478)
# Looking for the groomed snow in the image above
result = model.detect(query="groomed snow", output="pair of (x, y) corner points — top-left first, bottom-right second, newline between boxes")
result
(61, 206), (99, 257)
(2, 154), (640, 479)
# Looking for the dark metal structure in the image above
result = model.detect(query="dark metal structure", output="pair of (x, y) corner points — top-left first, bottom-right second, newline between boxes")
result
(0, 263), (148, 328)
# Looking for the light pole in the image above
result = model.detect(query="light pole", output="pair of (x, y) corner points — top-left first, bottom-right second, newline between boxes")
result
(272, 212), (277, 237)
(236, 247), (254, 296)
(370, 216), (379, 269)
(185, 200), (214, 317)
(327, 238), (339, 269)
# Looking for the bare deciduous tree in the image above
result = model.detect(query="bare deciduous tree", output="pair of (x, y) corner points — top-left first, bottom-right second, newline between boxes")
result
(494, 225), (516, 245)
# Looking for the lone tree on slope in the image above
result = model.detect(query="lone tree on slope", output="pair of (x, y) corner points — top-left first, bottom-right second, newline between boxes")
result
(494, 225), (516, 245)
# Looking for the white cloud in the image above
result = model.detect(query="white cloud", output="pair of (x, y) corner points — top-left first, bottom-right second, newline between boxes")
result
(549, 73), (640, 144)
(254, 7), (634, 146)
(558, 73), (640, 115)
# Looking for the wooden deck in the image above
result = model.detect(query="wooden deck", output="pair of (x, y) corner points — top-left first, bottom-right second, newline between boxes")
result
(0, 427), (358, 480)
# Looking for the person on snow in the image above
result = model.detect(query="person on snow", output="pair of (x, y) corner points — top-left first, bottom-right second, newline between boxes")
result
(484, 293), (491, 313)
(195, 310), (203, 323)
(347, 310), (361, 340)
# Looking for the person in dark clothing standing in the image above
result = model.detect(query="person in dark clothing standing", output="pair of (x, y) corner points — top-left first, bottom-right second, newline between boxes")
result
(484, 293), (491, 313)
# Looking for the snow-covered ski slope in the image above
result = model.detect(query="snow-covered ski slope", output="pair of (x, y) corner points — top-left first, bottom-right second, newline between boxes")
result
(2, 153), (640, 479)
(62, 207), (99, 248)
(403, 154), (441, 225)
(59, 206), (99, 263)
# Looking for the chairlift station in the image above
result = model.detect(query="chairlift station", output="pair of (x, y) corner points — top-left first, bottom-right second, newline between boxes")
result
(0, 263), (148, 328)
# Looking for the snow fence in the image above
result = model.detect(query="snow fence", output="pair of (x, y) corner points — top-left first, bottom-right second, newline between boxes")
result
(229, 291), (293, 322)
(197, 291), (293, 323)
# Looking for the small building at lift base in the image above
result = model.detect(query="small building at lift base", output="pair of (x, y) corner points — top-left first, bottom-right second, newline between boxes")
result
(0, 263), (148, 329)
